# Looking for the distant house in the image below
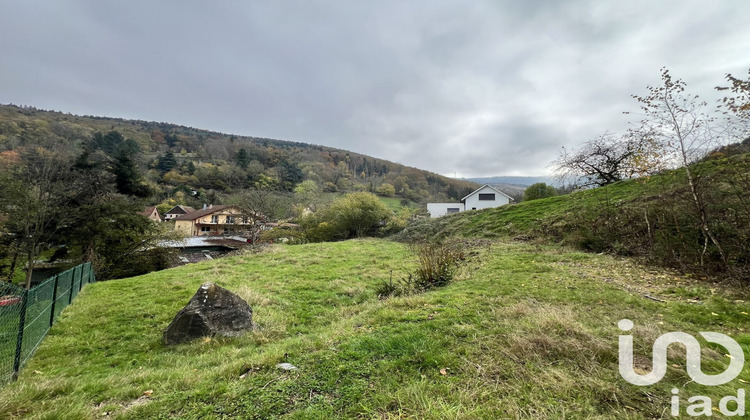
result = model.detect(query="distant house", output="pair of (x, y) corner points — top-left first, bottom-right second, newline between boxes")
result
(140, 206), (162, 222)
(427, 184), (513, 218)
(173, 204), (264, 237)
(164, 205), (196, 221)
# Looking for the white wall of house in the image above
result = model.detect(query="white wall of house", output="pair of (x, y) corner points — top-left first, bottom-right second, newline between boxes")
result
(463, 185), (511, 210)
(427, 203), (465, 218)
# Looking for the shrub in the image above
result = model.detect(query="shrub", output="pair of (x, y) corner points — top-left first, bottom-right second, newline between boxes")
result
(300, 192), (392, 241)
(378, 241), (466, 298)
(523, 183), (557, 201)
(375, 183), (396, 196)
(411, 242), (465, 290)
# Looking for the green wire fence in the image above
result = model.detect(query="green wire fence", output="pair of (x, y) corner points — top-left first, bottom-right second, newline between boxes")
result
(0, 262), (95, 384)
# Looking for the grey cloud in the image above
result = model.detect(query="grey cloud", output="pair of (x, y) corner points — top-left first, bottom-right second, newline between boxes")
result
(1, 0), (748, 177)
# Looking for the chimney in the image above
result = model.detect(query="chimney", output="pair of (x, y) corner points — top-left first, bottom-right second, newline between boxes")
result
(209, 204), (213, 209)
(203, 203), (207, 210)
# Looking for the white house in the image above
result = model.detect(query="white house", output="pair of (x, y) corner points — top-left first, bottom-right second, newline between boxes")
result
(426, 184), (513, 218)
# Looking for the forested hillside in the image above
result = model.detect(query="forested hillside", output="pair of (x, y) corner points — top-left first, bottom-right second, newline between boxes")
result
(0, 104), (480, 283)
(0, 104), (478, 204)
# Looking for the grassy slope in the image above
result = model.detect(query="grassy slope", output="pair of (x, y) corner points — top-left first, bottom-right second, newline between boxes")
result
(2, 239), (750, 419)
(397, 154), (749, 246)
(396, 172), (670, 243)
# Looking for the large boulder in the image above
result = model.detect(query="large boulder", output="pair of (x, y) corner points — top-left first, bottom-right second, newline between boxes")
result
(163, 282), (253, 345)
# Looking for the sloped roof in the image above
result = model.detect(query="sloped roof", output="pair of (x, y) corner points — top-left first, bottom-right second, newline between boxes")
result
(173, 205), (232, 221)
(461, 184), (515, 202)
(165, 205), (196, 215)
(140, 206), (160, 217)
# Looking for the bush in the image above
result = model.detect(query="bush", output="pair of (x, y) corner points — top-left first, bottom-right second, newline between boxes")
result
(523, 183), (557, 201)
(378, 241), (466, 298)
(411, 242), (465, 290)
(375, 183), (396, 196)
(300, 192), (392, 241)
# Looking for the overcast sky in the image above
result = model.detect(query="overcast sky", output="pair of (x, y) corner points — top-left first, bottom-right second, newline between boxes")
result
(1, 1), (748, 177)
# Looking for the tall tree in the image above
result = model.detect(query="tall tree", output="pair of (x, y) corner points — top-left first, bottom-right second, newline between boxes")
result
(158, 150), (177, 173)
(111, 139), (151, 197)
(630, 68), (727, 267)
(0, 143), (77, 288)
(236, 148), (250, 169)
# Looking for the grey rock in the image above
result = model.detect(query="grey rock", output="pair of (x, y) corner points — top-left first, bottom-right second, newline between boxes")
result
(275, 363), (298, 371)
(163, 282), (253, 345)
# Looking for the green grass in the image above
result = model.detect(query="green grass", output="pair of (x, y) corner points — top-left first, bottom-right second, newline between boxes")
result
(397, 154), (749, 281)
(378, 196), (413, 212)
(2, 239), (750, 419)
(396, 171), (679, 242)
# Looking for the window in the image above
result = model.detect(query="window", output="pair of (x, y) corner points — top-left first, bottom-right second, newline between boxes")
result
(211, 215), (219, 223)
(226, 216), (235, 224)
(472, 207), (477, 210)
(478, 193), (495, 201)
(447, 208), (461, 214)
(201, 226), (211, 232)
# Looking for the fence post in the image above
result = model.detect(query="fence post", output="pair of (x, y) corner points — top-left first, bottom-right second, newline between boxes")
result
(12, 289), (29, 381)
(49, 275), (59, 327)
(69, 266), (77, 305)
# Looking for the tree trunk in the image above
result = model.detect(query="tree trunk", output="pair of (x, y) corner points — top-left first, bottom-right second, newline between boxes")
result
(6, 251), (18, 282)
(24, 243), (38, 290)
(683, 164), (728, 268)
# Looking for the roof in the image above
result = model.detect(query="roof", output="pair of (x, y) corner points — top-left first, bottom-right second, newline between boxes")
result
(165, 205), (196, 215)
(140, 206), (160, 217)
(461, 184), (515, 202)
(173, 205), (232, 221)
(160, 236), (249, 248)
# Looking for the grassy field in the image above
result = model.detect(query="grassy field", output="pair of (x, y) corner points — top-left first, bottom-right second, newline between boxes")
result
(1, 239), (749, 419)
(378, 196), (414, 213)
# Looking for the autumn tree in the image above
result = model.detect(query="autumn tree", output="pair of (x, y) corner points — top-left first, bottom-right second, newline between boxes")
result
(301, 192), (392, 241)
(375, 183), (396, 197)
(717, 68), (750, 142)
(630, 68), (727, 268)
(0, 142), (78, 288)
(553, 132), (662, 187)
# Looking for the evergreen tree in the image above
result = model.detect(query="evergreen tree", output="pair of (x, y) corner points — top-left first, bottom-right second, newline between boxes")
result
(236, 148), (250, 169)
(279, 160), (303, 190)
(158, 150), (177, 173)
(111, 140), (151, 197)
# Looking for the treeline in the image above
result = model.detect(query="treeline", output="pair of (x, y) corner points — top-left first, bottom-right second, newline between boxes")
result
(0, 135), (177, 286)
(0, 104), (478, 208)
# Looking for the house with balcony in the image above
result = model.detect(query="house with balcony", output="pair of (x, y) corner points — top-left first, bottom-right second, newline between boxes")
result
(173, 204), (263, 237)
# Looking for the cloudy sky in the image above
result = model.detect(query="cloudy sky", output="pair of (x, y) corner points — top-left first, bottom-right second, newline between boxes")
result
(1, 1), (748, 177)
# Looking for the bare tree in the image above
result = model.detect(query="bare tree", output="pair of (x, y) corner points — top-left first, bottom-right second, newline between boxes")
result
(1, 142), (77, 288)
(553, 132), (662, 187)
(226, 188), (292, 242)
(630, 68), (728, 268)
(716, 68), (750, 143)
